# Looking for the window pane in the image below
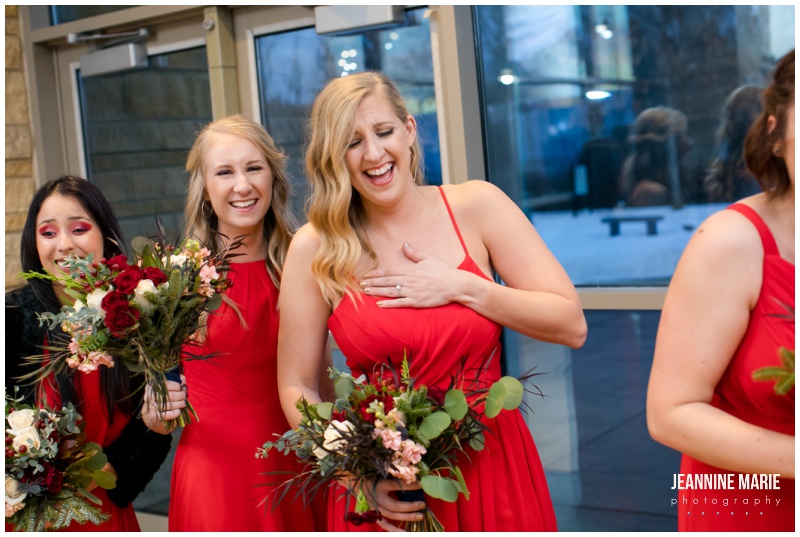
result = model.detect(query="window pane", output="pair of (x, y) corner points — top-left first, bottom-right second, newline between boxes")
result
(475, 5), (794, 286)
(50, 6), (135, 25)
(78, 47), (212, 244)
(504, 310), (680, 531)
(255, 7), (441, 218)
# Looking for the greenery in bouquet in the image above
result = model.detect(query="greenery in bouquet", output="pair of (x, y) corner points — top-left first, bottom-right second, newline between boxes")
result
(20, 221), (244, 428)
(5, 387), (116, 531)
(256, 354), (540, 531)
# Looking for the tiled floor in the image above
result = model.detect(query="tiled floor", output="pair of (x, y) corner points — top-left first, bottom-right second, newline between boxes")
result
(134, 310), (683, 531)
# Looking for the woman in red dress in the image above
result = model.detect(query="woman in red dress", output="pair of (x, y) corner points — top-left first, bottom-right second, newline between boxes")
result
(142, 115), (323, 531)
(647, 50), (795, 532)
(278, 72), (587, 531)
(5, 176), (172, 531)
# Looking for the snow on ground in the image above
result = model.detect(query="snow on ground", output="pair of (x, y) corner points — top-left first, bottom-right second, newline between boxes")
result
(531, 203), (728, 286)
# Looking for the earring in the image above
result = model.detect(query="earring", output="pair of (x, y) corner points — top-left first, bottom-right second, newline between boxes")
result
(773, 145), (782, 157)
(202, 200), (214, 219)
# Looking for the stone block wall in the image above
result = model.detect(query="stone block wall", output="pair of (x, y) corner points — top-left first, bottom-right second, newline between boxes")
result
(5, 5), (35, 290)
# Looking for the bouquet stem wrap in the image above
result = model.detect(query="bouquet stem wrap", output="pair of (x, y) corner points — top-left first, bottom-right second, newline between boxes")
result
(160, 364), (198, 429)
(395, 489), (444, 532)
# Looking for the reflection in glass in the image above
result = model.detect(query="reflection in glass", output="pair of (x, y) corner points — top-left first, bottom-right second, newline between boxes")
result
(474, 5), (794, 286)
(254, 7), (441, 219)
(504, 310), (680, 531)
(78, 47), (211, 244)
(50, 6), (134, 26)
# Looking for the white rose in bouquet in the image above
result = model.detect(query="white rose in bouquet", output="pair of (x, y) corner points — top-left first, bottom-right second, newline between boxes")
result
(314, 420), (355, 459)
(11, 427), (41, 452)
(85, 288), (110, 317)
(6, 409), (35, 435)
(5, 476), (27, 506)
(133, 279), (158, 307)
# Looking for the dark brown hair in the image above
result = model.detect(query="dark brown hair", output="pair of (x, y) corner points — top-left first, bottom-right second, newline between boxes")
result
(744, 49), (795, 197)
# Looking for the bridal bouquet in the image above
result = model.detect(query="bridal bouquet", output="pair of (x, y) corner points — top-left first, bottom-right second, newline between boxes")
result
(21, 225), (243, 428)
(5, 387), (116, 531)
(256, 355), (531, 531)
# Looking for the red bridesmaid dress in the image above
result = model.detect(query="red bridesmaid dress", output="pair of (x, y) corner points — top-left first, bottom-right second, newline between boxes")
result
(168, 260), (323, 531)
(678, 203), (795, 532)
(33, 370), (140, 531)
(326, 186), (558, 531)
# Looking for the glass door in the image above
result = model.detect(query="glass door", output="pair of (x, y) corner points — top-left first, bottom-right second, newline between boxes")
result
(56, 25), (211, 244)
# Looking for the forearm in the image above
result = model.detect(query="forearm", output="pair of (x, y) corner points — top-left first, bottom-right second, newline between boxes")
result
(649, 402), (794, 478)
(280, 383), (324, 430)
(454, 272), (587, 348)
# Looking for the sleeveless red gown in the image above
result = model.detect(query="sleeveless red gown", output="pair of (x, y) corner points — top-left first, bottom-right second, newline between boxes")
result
(326, 187), (557, 531)
(22, 370), (140, 531)
(169, 261), (323, 531)
(678, 204), (795, 531)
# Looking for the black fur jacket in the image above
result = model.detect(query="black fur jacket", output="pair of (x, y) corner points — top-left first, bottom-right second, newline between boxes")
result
(5, 284), (172, 508)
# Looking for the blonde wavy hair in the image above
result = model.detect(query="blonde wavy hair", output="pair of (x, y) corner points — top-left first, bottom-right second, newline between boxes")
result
(305, 72), (425, 304)
(184, 114), (297, 288)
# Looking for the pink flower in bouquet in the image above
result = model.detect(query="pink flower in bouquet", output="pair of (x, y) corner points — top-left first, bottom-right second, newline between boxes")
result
(5, 501), (24, 517)
(199, 264), (219, 283)
(388, 457), (419, 484)
(76, 361), (98, 373)
(399, 439), (426, 465)
(88, 351), (114, 368)
(197, 282), (214, 298)
(378, 428), (402, 451)
(68, 338), (80, 355)
(66, 356), (81, 368)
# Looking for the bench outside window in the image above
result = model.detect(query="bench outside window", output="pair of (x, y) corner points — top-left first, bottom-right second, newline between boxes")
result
(601, 216), (664, 237)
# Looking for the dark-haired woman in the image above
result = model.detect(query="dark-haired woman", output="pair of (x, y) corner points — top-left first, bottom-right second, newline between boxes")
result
(5, 175), (172, 531)
(647, 50), (794, 532)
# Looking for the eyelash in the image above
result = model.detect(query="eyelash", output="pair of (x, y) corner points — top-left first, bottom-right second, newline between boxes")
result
(38, 223), (91, 238)
(216, 166), (263, 176)
(348, 129), (395, 149)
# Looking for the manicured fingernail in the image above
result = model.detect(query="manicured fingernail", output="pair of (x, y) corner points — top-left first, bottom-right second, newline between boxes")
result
(364, 287), (371, 293)
(359, 281), (366, 286)
(363, 273), (371, 279)
(416, 514), (424, 520)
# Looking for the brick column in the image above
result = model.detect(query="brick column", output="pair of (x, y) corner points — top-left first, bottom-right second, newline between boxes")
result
(5, 5), (36, 289)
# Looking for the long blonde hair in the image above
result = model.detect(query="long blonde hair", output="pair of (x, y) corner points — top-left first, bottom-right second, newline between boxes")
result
(185, 115), (297, 287)
(305, 72), (425, 304)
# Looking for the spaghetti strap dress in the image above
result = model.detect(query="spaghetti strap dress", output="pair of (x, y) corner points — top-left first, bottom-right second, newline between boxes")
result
(677, 203), (795, 532)
(326, 186), (557, 531)
(168, 261), (323, 531)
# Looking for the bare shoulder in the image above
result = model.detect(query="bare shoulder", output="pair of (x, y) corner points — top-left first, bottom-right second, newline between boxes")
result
(688, 208), (762, 262)
(287, 223), (322, 259)
(440, 180), (510, 217)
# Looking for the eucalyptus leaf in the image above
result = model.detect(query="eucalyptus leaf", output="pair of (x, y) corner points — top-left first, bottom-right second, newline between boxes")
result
(497, 376), (524, 410)
(420, 475), (459, 502)
(418, 411), (451, 440)
(63, 288), (84, 302)
(315, 402), (333, 420)
(78, 486), (102, 505)
(443, 389), (468, 420)
(484, 381), (506, 418)
(92, 470), (117, 489)
(205, 293), (223, 312)
(334, 376), (355, 400)
(453, 466), (470, 500)
(468, 432), (485, 451)
(131, 236), (156, 256)
(83, 452), (108, 472)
